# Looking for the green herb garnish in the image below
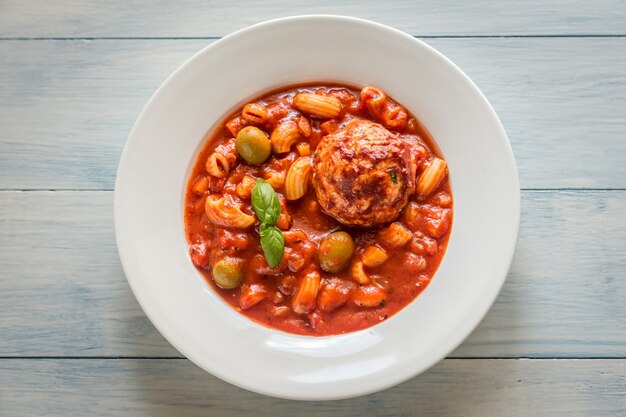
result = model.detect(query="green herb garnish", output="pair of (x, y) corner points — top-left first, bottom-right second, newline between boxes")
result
(389, 168), (398, 184)
(251, 178), (284, 267)
(259, 224), (285, 268)
(251, 178), (281, 225)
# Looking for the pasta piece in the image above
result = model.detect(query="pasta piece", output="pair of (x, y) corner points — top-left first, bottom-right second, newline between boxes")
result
(297, 115), (312, 137)
(235, 175), (256, 199)
(360, 86), (408, 130)
(270, 120), (300, 153)
(350, 259), (370, 284)
(205, 194), (255, 228)
(292, 93), (342, 119)
(241, 103), (268, 125)
(352, 285), (388, 307)
(284, 156), (313, 200)
(401, 202), (421, 232)
(292, 271), (321, 314)
(205, 139), (238, 178)
(377, 222), (412, 248)
(417, 158), (448, 197)
(205, 152), (230, 178)
(296, 142), (311, 156)
(361, 245), (389, 268)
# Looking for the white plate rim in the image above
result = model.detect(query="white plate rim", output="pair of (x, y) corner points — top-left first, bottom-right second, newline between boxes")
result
(114, 15), (521, 400)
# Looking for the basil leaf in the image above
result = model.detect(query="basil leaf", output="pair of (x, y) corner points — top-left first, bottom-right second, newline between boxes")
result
(251, 178), (281, 225)
(259, 224), (285, 268)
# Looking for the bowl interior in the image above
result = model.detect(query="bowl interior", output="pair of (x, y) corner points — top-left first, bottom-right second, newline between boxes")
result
(115, 15), (520, 400)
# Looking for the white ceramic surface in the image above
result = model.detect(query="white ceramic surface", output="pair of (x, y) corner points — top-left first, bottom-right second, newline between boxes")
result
(115, 15), (520, 400)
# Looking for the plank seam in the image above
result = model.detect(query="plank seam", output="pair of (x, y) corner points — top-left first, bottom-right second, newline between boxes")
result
(0, 34), (625, 41)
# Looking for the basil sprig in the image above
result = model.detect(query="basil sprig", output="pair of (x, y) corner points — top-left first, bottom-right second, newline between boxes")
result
(251, 178), (280, 224)
(251, 178), (284, 267)
(259, 223), (285, 269)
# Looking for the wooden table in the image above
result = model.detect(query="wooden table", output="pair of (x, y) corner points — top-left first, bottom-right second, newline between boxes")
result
(1, 1), (625, 415)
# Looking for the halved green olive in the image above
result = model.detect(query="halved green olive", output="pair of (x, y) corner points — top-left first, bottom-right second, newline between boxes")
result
(211, 259), (244, 289)
(318, 231), (355, 273)
(236, 126), (271, 166)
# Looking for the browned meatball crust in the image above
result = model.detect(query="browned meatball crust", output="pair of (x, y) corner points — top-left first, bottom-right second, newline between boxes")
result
(312, 119), (420, 226)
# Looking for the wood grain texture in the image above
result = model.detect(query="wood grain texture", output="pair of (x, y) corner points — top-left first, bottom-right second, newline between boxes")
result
(1, 191), (624, 357)
(0, 191), (179, 357)
(0, 359), (624, 416)
(1, 38), (625, 190)
(1, 0), (625, 37)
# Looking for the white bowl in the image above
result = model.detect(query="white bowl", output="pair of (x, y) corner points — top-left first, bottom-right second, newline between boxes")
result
(115, 15), (520, 400)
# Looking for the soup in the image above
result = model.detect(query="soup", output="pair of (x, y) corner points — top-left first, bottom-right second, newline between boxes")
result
(184, 84), (452, 335)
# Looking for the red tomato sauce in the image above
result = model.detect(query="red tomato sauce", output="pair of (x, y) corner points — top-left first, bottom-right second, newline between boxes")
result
(184, 84), (452, 336)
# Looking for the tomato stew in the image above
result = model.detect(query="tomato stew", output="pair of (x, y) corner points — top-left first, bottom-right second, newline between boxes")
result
(184, 84), (452, 336)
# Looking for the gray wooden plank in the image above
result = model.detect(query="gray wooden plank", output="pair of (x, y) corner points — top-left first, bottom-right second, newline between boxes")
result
(1, 191), (624, 357)
(457, 190), (626, 357)
(1, 38), (625, 190)
(0, 359), (624, 416)
(0, 191), (179, 357)
(1, 0), (625, 37)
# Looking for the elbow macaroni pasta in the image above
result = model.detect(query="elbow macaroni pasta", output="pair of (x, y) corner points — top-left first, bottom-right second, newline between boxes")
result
(377, 222), (412, 248)
(284, 156), (313, 200)
(205, 152), (230, 178)
(292, 271), (320, 314)
(270, 120), (301, 153)
(360, 86), (408, 130)
(205, 139), (238, 178)
(205, 194), (255, 228)
(235, 175), (256, 199)
(350, 259), (370, 284)
(292, 93), (342, 119)
(241, 103), (268, 124)
(417, 158), (448, 197)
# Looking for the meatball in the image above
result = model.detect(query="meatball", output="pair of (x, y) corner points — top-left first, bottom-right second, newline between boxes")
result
(312, 119), (420, 226)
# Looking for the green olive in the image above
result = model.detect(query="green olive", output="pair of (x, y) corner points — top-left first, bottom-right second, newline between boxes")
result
(211, 259), (244, 289)
(318, 231), (355, 273)
(235, 126), (271, 166)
